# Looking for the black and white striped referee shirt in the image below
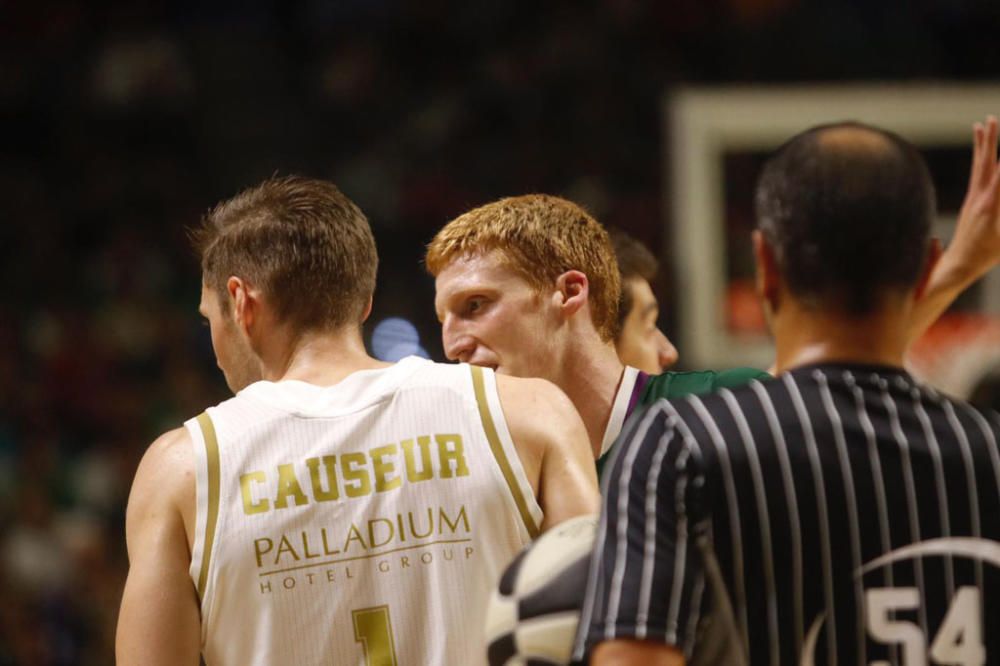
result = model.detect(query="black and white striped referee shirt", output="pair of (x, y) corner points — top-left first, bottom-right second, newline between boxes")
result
(575, 362), (1000, 665)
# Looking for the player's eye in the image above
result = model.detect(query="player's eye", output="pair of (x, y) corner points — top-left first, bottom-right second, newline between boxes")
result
(466, 297), (486, 315)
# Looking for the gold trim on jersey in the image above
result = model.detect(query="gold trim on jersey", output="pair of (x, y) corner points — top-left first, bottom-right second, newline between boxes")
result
(469, 366), (540, 538)
(196, 411), (221, 599)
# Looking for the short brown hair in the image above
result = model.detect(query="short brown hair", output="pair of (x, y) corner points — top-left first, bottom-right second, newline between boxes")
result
(193, 175), (377, 331)
(607, 227), (659, 282)
(607, 227), (660, 337)
(426, 194), (620, 341)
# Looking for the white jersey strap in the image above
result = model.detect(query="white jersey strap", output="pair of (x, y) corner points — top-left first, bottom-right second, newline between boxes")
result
(600, 366), (640, 458)
(469, 365), (543, 539)
(187, 411), (221, 601)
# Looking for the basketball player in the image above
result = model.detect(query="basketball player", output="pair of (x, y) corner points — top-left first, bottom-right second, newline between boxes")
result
(428, 196), (768, 479)
(115, 177), (599, 665)
(579, 118), (1000, 664)
(607, 227), (678, 374)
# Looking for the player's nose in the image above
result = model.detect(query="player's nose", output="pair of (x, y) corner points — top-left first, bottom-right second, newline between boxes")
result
(441, 320), (475, 363)
(655, 328), (679, 370)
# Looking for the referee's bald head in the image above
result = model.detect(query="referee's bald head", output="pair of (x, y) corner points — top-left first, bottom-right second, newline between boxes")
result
(755, 122), (936, 315)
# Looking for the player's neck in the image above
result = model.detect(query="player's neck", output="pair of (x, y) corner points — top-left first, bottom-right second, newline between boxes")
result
(772, 301), (911, 375)
(554, 337), (625, 459)
(259, 326), (389, 386)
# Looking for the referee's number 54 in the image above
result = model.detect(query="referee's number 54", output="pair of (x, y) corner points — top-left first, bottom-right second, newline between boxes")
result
(866, 587), (984, 666)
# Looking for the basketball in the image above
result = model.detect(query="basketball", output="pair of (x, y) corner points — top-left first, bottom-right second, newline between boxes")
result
(484, 514), (598, 666)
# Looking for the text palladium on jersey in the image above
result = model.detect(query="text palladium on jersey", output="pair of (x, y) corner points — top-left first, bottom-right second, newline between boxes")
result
(239, 433), (471, 515)
(252, 503), (473, 568)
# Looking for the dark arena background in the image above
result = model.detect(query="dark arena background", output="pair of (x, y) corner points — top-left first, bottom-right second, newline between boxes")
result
(3, 1), (1000, 663)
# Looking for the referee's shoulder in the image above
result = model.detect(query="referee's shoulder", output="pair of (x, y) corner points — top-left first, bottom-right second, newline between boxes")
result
(677, 371), (780, 420)
(923, 379), (1000, 434)
(633, 373), (785, 454)
(611, 398), (714, 482)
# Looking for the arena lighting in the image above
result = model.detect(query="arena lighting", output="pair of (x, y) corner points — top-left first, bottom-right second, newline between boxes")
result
(370, 317), (429, 361)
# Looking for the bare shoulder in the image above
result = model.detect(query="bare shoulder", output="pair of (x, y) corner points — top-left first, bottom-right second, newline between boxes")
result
(493, 374), (579, 424)
(126, 427), (197, 548)
(149, 426), (194, 460)
(493, 373), (587, 453)
(135, 427), (195, 496)
(494, 374), (599, 527)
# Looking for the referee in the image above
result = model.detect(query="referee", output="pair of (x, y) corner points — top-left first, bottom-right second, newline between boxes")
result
(576, 120), (1000, 665)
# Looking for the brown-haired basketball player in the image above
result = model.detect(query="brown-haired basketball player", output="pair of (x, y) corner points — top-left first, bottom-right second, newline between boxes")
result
(116, 177), (598, 665)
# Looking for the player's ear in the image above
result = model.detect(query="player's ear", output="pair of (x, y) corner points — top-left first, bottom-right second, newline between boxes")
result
(360, 295), (374, 324)
(553, 270), (590, 318)
(753, 230), (781, 314)
(913, 237), (943, 302)
(227, 276), (257, 334)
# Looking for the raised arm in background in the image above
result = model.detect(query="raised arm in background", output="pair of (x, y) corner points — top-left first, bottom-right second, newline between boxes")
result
(908, 115), (1000, 344)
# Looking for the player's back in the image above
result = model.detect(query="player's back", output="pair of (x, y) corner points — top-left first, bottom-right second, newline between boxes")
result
(673, 363), (1000, 664)
(185, 356), (541, 665)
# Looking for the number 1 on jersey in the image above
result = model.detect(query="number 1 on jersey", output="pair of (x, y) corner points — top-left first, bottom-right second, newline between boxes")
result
(352, 605), (399, 666)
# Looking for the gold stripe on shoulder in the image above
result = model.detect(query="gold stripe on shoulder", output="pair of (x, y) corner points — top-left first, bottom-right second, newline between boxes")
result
(195, 411), (221, 599)
(470, 365), (540, 539)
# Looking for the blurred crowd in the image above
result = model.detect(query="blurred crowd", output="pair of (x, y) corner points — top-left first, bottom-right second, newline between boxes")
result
(3, 0), (1000, 662)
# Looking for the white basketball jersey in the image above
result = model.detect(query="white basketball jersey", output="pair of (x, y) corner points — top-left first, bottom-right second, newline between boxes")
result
(184, 357), (542, 665)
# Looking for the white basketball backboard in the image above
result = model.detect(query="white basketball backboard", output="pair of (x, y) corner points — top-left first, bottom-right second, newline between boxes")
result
(666, 84), (1000, 372)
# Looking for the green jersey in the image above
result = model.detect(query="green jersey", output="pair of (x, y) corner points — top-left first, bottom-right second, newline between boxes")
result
(596, 367), (771, 479)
